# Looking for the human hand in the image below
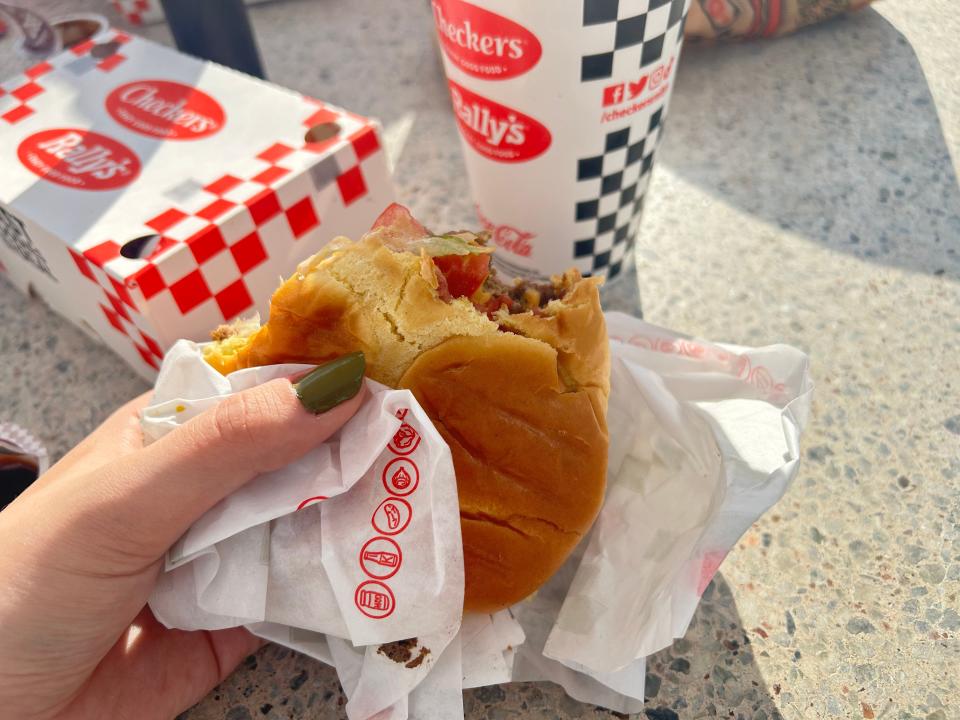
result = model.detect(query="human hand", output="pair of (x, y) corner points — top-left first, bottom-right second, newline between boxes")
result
(0, 353), (366, 720)
(684, 0), (874, 41)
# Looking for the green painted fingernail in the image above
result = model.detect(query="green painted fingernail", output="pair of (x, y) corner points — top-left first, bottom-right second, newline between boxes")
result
(295, 352), (365, 414)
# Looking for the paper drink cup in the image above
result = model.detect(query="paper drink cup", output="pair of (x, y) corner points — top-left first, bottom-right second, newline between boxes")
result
(432, 0), (690, 282)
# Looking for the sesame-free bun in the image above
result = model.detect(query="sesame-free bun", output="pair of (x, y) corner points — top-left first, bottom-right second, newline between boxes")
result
(204, 210), (610, 612)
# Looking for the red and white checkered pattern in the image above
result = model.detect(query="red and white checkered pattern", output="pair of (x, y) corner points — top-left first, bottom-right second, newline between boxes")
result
(0, 60), (53, 125)
(0, 30), (132, 126)
(67, 240), (165, 371)
(62, 102), (388, 374)
(66, 29), (133, 72)
(0, 29), (394, 380)
(57, 29), (133, 74)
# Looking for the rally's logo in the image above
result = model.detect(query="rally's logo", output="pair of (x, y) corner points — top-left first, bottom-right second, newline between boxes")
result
(17, 128), (140, 191)
(447, 80), (550, 163)
(106, 80), (225, 140)
(431, 0), (541, 79)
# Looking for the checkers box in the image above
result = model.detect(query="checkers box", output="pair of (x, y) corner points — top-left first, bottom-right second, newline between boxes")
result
(0, 28), (395, 379)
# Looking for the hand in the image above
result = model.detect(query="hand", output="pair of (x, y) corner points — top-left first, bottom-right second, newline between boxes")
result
(0, 354), (366, 720)
(684, 0), (874, 42)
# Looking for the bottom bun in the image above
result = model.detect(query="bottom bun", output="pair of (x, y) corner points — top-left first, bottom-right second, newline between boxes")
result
(400, 333), (608, 613)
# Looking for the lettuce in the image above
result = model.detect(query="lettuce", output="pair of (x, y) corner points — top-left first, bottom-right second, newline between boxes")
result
(408, 234), (493, 257)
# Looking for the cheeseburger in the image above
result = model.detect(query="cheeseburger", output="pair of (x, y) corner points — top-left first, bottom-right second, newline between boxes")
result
(204, 204), (610, 613)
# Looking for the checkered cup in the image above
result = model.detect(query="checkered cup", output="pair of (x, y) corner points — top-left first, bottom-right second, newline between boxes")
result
(431, 0), (689, 282)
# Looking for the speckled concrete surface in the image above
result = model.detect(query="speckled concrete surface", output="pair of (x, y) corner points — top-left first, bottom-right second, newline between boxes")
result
(1, 1), (959, 719)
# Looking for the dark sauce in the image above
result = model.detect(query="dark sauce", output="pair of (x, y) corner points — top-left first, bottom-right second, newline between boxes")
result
(0, 453), (39, 508)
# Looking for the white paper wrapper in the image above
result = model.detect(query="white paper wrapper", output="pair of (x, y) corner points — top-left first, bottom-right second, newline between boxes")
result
(146, 340), (464, 658)
(145, 312), (812, 718)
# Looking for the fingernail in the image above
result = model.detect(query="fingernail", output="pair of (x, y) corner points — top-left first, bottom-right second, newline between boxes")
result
(294, 352), (365, 414)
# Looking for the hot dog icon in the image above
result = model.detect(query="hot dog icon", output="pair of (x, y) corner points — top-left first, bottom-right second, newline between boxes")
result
(371, 497), (411, 536)
(384, 502), (401, 529)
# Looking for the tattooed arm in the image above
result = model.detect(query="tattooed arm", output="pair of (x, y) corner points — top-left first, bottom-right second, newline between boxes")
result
(684, 0), (874, 41)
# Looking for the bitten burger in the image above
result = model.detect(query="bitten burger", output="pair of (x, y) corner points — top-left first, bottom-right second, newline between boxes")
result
(204, 204), (610, 613)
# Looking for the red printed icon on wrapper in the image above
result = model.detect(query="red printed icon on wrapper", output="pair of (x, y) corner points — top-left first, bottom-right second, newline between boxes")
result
(359, 536), (403, 580)
(354, 580), (395, 619)
(17, 128), (140, 191)
(106, 79), (225, 140)
(431, 0), (542, 79)
(296, 495), (328, 511)
(371, 497), (412, 536)
(447, 80), (551, 163)
(697, 550), (728, 596)
(388, 411), (422, 456)
(382, 457), (420, 497)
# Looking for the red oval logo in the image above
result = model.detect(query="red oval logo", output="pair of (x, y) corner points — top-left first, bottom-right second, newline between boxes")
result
(447, 80), (551, 163)
(432, 0), (541, 79)
(106, 80), (225, 140)
(17, 128), (140, 191)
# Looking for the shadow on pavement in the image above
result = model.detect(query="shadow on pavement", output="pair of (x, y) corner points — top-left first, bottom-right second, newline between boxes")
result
(659, 9), (960, 280)
(462, 572), (782, 720)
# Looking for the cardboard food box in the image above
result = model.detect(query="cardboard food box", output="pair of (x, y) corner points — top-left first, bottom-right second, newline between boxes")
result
(0, 27), (394, 380)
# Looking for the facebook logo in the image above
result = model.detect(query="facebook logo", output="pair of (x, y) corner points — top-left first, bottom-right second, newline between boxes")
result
(602, 83), (625, 107)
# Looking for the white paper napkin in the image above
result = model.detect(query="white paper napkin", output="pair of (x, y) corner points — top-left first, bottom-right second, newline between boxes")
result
(145, 312), (812, 719)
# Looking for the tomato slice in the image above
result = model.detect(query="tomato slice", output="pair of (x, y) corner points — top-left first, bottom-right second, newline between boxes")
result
(476, 293), (513, 317)
(433, 253), (491, 299)
(371, 203), (429, 236)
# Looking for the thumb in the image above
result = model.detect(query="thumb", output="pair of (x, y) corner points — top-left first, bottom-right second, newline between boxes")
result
(70, 352), (366, 559)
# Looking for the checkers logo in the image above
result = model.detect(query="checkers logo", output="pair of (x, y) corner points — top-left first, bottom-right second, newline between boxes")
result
(106, 80), (225, 140)
(17, 128), (140, 191)
(448, 80), (551, 163)
(431, 0), (541, 79)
